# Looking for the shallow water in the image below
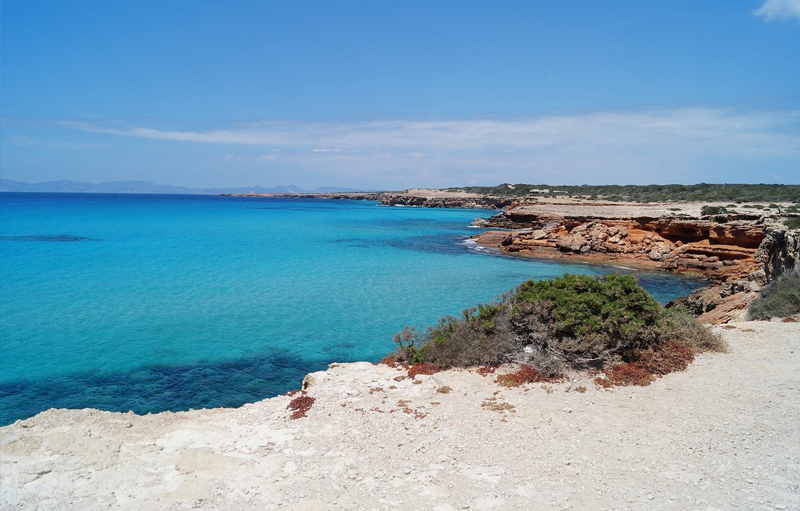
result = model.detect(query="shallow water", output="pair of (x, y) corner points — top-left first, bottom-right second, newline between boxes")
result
(0, 193), (706, 424)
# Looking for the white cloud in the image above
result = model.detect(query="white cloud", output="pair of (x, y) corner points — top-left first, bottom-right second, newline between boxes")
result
(754, 0), (800, 21)
(58, 108), (800, 186)
(59, 109), (800, 152)
(223, 153), (276, 161)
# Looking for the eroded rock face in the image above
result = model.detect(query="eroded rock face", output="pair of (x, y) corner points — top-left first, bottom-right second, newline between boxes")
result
(473, 210), (800, 324)
(484, 216), (760, 283)
(670, 280), (761, 324)
(754, 222), (800, 284)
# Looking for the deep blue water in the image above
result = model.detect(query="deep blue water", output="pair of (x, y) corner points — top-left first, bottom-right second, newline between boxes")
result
(0, 193), (706, 425)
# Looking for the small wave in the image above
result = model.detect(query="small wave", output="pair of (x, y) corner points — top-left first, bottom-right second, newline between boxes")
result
(460, 238), (489, 251)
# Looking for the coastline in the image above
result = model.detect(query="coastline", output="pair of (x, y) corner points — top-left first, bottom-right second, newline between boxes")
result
(1, 194), (798, 509)
(3, 321), (798, 510)
(222, 192), (797, 323)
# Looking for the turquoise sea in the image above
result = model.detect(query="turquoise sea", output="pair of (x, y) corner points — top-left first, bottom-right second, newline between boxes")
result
(0, 193), (706, 425)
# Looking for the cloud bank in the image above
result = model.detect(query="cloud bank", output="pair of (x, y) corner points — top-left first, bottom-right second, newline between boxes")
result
(754, 0), (800, 22)
(58, 107), (800, 186)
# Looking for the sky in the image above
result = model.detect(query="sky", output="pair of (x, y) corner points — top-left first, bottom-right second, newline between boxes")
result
(1, 0), (799, 190)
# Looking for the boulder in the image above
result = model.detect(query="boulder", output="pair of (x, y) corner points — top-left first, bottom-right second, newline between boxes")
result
(556, 234), (588, 253)
(754, 222), (800, 284)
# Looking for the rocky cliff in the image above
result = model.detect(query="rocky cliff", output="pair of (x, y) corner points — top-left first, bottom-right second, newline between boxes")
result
(753, 221), (800, 284)
(475, 207), (799, 323)
(484, 217), (763, 283)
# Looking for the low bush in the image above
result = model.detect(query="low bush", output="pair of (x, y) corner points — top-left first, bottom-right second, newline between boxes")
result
(785, 217), (800, 230)
(657, 307), (726, 353)
(747, 271), (800, 320)
(701, 205), (727, 216)
(392, 274), (721, 386)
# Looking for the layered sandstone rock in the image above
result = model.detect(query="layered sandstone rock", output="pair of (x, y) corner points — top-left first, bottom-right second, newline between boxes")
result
(483, 217), (761, 283)
(474, 207), (799, 323)
(754, 221), (800, 284)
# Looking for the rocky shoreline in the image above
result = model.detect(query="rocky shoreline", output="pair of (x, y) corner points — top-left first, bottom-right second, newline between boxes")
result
(219, 189), (514, 209)
(2, 193), (799, 510)
(222, 190), (799, 322)
(471, 200), (799, 323)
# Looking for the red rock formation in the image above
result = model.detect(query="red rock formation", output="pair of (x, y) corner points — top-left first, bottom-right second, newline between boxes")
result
(482, 216), (762, 284)
(473, 212), (792, 323)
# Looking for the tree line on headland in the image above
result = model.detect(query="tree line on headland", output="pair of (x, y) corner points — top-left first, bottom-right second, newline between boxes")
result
(449, 183), (800, 203)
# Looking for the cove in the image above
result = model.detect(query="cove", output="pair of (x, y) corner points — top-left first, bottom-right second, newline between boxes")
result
(0, 193), (706, 425)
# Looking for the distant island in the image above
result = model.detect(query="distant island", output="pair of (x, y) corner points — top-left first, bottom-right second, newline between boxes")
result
(0, 179), (380, 195)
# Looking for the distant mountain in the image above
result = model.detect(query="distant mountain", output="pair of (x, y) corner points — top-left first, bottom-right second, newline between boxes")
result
(0, 179), (378, 194)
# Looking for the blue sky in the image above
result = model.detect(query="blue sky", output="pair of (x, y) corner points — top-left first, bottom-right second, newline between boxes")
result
(2, 0), (799, 189)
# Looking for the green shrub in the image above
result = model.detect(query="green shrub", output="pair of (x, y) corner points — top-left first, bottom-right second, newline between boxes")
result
(513, 274), (662, 359)
(701, 205), (727, 216)
(786, 217), (800, 230)
(747, 271), (800, 320)
(392, 274), (719, 379)
(657, 307), (726, 353)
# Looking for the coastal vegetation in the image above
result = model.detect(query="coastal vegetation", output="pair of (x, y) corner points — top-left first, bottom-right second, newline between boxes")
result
(785, 217), (800, 230)
(392, 274), (724, 386)
(747, 271), (800, 321)
(700, 205), (728, 216)
(448, 183), (800, 203)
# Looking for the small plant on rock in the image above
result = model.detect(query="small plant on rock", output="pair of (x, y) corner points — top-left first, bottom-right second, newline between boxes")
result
(287, 392), (316, 419)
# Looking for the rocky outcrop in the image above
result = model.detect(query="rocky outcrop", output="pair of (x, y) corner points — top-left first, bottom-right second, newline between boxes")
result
(378, 195), (514, 209)
(667, 222), (799, 323)
(221, 192), (513, 210)
(474, 209), (800, 323)
(753, 222), (800, 284)
(482, 217), (761, 283)
(221, 191), (387, 201)
(670, 280), (761, 324)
